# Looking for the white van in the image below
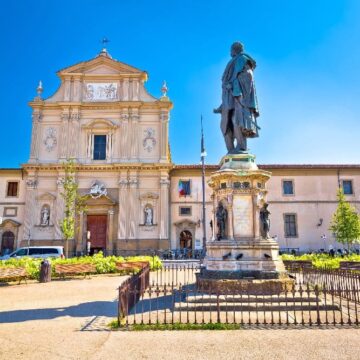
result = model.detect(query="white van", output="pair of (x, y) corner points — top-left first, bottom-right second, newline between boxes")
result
(0, 246), (64, 260)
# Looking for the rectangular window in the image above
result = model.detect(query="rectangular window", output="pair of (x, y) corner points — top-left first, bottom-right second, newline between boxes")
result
(178, 180), (191, 196)
(282, 180), (294, 195)
(179, 206), (192, 216)
(93, 135), (107, 160)
(284, 214), (298, 237)
(342, 180), (353, 195)
(6, 182), (18, 197)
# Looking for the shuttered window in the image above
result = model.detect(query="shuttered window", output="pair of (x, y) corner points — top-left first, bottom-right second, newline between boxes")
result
(7, 182), (18, 197)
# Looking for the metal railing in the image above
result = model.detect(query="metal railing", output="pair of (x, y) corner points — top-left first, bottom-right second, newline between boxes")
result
(117, 265), (360, 328)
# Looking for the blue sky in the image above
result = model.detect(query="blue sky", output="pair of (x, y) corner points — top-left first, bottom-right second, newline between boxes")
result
(0, 0), (359, 167)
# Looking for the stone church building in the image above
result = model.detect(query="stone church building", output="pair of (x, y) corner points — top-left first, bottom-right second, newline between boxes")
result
(0, 50), (360, 256)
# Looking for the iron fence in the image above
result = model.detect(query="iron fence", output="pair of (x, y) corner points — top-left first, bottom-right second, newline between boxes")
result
(119, 283), (359, 328)
(118, 265), (360, 328)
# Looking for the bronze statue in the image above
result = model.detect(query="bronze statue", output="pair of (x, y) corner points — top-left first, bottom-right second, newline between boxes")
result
(260, 203), (270, 238)
(216, 203), (227, 240)
(214, 42), (260, 153)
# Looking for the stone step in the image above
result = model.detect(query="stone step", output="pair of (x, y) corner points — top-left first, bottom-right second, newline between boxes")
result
(173, 302), (339, 312)
(183, 294), (319, 304)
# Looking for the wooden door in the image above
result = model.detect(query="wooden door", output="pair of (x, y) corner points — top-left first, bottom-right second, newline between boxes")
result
(87, 215), (107, 250)
(1, 231), (15, 255)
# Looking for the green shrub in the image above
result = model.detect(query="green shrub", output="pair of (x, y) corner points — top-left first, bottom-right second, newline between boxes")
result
(0, 252), (162, 280)
(281, 253), (360, 269)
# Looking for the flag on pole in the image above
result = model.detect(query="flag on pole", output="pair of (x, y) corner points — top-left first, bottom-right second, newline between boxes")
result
(200, 115), (207, 159)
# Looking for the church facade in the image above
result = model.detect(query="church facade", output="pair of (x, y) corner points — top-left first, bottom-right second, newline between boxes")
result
(0, 51), (360, 256)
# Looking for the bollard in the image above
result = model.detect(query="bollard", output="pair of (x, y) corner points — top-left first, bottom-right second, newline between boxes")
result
(39, 259), (52, 283)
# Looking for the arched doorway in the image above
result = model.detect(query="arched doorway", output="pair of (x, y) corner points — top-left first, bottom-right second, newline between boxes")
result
(1, 231), (15, 255)
(180, 230), (192, 250)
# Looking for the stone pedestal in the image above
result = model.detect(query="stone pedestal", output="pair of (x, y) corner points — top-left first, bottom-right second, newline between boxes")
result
(199, 153), (294, 294)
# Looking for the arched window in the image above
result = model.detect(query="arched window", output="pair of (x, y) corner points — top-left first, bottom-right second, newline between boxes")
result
(1, 231), (15, 255)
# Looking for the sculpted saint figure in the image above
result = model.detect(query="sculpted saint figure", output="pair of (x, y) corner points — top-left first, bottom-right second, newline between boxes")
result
(41, 206), (50, 226)
(144, 206), (153, 226)
(216, 203), (227, 240)
(259, 203), (270, 238)
(214, 42), (260, 153)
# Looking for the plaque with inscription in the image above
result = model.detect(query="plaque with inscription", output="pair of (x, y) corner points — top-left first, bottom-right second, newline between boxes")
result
(233, 195), (253, 237)
(84, 83), (118, 101)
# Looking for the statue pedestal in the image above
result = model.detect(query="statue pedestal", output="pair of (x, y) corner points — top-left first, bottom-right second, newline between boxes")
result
(198, 153), (294, 294)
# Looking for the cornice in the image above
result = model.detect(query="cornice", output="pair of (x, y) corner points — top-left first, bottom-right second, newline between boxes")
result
(28, 100), (173, 111)
(22, 162), (175, 172)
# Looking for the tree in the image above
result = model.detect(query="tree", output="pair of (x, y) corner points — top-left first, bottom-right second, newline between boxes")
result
(59, 159), (87, 258)
(329, 188), (360, 250)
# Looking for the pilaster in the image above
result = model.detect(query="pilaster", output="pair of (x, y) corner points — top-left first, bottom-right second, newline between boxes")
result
(118, 173), (129, 239)
(159, 111), (169, 162)
(23, 178), (37, 240)
(159, 175), (170, 240)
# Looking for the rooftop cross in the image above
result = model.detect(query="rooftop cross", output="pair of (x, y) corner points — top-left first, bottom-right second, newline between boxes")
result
(101, 37), (110, 50)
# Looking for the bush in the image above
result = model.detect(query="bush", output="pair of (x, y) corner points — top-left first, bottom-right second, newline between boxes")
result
(281, 253), (360, 269)
(0, 252), (162, 280)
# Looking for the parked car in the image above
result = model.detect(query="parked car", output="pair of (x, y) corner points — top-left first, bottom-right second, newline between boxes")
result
(0, 246), (64, 260)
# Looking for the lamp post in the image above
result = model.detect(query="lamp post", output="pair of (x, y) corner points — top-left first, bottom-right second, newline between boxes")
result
(200, 115), (207, 256)
(321, 234), (327, 252)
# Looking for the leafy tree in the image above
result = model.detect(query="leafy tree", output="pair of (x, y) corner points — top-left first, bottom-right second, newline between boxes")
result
(329, 188), (360, 250)
(59, 159), (87, 257)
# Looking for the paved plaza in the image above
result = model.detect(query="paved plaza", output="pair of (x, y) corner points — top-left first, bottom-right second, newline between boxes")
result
(0, 275), (359, 359)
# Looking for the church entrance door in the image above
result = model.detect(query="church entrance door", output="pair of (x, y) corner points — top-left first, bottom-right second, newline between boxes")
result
(87, 215), (107, 254)
(1, 231), (15, 256)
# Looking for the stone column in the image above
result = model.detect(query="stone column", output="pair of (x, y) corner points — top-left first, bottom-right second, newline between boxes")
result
(54, 175), (65, 240)
(64, 77), (71, 101)
(69, 110), (80, 159)
(23, 178), (37, 241)
(128, 173), (139, 239)
(160, 111), (169, 162)
(253, 191), (261, 239)
(159, 176), (170, 241)
(59, 110), (70, 160)
(227, 195), (234, 240)
(118, 173), (128, 240)
(130, 111), (140, 161)
(123, 78), (129, 101)
(107, 209), (115, 255)
(120, 112), (129, 160)
(29, 111), (42, 162)
(73, 77), (81, 102)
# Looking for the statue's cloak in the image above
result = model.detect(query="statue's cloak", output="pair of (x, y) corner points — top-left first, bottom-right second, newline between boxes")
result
(221, 53), (260, 138)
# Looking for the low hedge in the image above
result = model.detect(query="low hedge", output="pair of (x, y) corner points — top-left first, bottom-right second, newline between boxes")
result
(281, 253), (360, 269)
(0, 252), (162, 280)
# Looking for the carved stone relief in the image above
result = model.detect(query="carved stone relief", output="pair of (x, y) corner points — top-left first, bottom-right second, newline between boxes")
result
(84, 83), (118, 101)
(43, 127), (57, 152)
(143, 128), (156, 152)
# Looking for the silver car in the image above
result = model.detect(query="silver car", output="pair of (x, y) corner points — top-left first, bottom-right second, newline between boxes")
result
(0, 246), (64, 260)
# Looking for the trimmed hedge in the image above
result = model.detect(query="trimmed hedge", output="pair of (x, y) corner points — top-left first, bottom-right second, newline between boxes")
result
(0, 252), (162, 280)
(281, 253), (360, 269)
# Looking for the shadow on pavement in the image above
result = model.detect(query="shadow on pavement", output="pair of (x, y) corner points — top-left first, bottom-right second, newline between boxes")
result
(0, 300), (117, 323)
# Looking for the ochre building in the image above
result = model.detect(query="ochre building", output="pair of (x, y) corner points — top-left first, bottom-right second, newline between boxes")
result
(0, 51), (359, 255)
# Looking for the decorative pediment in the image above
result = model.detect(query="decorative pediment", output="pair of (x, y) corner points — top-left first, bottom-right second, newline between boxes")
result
(36, 192), (56, 201)
(173, 219), (198, 227)
(85, 194), (116, 206)
(0, 219), (21, 228)
(139, 192), (159, 200)
(82, 119), (118, 130)
(58, 54), (146, 79)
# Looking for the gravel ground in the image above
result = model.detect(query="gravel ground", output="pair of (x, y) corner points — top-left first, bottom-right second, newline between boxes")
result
(0, 275), (359, 360)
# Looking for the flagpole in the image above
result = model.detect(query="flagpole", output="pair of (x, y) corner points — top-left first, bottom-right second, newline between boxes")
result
(200, 115), (207, 256)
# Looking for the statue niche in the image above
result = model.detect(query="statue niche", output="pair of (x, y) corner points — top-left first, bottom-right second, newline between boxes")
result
(144, 205), (153, 226)
(216, 202), (228, 240)
(40, 205), (50, 226)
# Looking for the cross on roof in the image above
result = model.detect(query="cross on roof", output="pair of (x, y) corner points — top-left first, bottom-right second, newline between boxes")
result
(101, 37), (110, 49)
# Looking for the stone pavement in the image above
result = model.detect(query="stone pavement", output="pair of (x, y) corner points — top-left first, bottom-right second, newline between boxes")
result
(0, 275), (359, 359)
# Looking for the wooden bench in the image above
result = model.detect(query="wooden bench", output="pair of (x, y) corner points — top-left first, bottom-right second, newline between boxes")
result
(54, 263), (97, 279)
(115, 261), (149, 273)
(283, 260), (313, 271)
(0, 267), (28, 284)
(339, 261), (360, 271)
